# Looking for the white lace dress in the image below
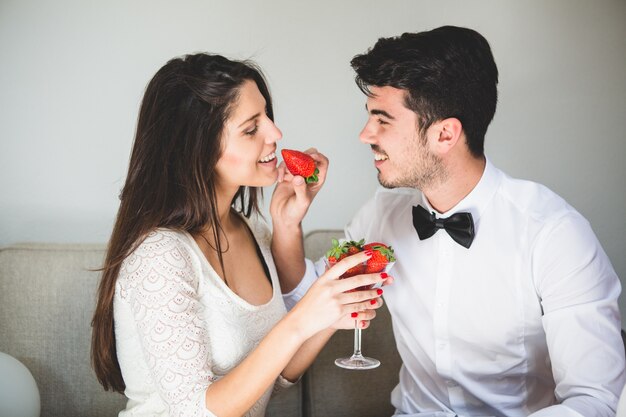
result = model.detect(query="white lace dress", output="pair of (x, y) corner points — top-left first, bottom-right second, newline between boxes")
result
(113, 216), (292, 417)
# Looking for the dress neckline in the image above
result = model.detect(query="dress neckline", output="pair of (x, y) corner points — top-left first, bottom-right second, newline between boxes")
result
(184, 213), (278, 310)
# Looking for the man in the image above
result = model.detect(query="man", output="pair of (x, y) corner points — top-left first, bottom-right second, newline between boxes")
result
(272, 26), (625, 416)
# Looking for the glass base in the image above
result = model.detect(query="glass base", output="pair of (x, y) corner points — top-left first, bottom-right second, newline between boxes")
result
(335, 354), (380, 370)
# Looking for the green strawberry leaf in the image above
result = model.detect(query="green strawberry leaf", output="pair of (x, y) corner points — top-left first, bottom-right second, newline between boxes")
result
(305, 168), (320, 184)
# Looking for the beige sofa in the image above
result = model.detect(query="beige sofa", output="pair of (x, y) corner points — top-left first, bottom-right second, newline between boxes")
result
(0, 230), (402, 417)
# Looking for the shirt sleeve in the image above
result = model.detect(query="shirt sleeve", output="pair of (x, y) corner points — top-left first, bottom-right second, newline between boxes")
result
(271, 374), (298, 398)
(119, 232), (217, 417)
(531, 212), (625, 416)
(281, 194), (377, 311)
(282, 258), (323, 311)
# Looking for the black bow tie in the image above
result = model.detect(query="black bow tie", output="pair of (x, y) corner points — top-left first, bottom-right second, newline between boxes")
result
(412, 205), (475, 249)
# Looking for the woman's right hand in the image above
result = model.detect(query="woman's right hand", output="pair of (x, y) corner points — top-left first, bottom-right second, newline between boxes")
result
(287, 251), (389, 340)
(269, 148), (328, 230)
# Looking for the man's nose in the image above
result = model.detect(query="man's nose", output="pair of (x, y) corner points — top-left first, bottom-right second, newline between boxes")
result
(359, 121), (375, 144)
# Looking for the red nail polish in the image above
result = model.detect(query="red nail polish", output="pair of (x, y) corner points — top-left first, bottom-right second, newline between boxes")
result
(376, 288), (383, 295)
(365, 250), (373, 256)
(380, 272), (388, 279)
(370, 299), (377, 305)
(351, 312), (358, 318)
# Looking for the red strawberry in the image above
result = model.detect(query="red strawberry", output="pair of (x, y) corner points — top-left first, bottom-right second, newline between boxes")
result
(347, 245), (362, 255)
(325, 238), (365, 278)
(281, 149), (319, 183)
(363, 242), (396, 273)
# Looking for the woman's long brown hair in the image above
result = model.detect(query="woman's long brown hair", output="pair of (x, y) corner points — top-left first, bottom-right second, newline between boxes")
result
(91, 53), (274, 393)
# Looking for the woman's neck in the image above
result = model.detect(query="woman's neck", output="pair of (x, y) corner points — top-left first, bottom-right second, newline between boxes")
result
(209, 183), (240, 236)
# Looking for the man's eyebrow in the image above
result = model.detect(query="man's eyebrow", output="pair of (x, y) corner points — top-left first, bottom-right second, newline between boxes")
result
(365, 104), (395, 120)
(371, 109), (395, 120)
(237, 113), (261, 128)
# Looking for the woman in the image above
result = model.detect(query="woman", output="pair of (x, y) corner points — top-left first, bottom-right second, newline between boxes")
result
(91, 53), (389, 417)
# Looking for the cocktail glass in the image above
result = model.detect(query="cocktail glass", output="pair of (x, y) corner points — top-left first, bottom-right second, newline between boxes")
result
(324, 257), (395, 370)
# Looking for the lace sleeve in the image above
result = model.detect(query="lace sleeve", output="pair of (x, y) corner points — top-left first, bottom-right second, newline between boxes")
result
(271, 374), (297, 398)
(119, 231), (217, 417)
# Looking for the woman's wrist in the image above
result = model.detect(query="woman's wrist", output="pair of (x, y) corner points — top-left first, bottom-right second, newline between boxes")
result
(286, 304), (338, 342)
(271, 216), (303, 235)
(283, 304), (317, 342)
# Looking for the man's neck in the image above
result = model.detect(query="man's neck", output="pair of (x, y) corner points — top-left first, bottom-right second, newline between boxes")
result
(423, 155), (486, 214)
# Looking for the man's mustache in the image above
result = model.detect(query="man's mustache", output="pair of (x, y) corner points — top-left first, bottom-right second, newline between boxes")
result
(371, 145), (388, 157)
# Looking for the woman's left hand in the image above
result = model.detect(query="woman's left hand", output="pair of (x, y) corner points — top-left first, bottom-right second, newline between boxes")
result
(332, 303), (380, 330)
(270, 148), (328, 228)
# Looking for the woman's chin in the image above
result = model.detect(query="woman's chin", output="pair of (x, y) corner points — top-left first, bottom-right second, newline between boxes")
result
(248, 169), (278, 187)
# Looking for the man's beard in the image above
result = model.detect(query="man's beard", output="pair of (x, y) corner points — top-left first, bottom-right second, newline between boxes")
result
(376, 139), (446, 190)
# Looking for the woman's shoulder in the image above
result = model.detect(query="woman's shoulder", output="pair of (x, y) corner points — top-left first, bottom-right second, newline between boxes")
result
(133, 228), (193, 253)
(122, 228), (197, 262)
(240, 212), (271, 246)
(117, 228), (201, 288)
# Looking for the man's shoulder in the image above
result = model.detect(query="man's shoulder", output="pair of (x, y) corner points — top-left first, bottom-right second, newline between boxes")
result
(497, 169), (579, 224)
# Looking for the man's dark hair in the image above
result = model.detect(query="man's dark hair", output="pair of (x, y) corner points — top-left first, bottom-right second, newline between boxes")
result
(351, 26), (498, 157)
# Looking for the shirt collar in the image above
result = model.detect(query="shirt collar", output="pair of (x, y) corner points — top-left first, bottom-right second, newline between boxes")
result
(419, 157), (502, 222)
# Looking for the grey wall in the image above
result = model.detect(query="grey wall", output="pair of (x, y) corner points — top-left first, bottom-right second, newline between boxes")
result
(1, 0), (625, 317)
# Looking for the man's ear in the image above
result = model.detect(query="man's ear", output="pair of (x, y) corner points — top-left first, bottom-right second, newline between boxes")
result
(431, 117), (463, 154)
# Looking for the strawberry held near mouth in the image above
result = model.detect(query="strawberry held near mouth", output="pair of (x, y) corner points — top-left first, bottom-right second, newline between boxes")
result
(281, 149), (319, 183)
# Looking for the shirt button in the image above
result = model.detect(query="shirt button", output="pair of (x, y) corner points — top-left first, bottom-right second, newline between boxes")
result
(437, 342), (446, 350)
(445, 380), (458, 387)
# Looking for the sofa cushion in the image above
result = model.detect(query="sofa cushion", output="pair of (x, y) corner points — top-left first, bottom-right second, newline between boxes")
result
(0, 243), (126, 416)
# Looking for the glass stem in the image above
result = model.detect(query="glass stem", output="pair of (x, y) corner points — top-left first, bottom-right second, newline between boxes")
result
(353, 320), (362, 357)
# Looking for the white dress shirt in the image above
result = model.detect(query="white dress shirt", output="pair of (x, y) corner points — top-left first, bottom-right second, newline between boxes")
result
(285, 159), (625, 416)
(114, 215), (292, 417)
